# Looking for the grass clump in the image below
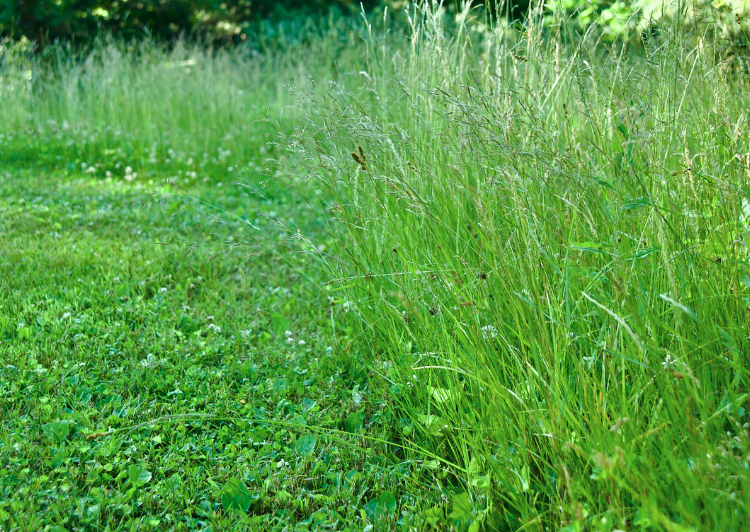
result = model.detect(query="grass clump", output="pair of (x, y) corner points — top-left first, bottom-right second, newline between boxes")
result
(289, 2), (750, 529)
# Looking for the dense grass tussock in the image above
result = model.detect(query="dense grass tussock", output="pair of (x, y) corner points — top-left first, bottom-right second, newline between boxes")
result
(289, 3), (750, 530)
(2, 1), (750, 530)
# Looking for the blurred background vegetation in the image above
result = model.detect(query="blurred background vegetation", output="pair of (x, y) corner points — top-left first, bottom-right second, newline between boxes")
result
(0, 0), (382, 48)
(2, 0), (749, 51)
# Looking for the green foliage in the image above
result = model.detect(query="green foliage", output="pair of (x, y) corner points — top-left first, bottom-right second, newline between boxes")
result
(546, 0), (750, 52)
(343, 411), (364, 433)
(2, 5), (750, 531)
(221, 478), (258, 513)
(294, 435), (318, 456)
(0, 0), (381, 46)
(128, 465), (153, 487)
(4, 0), (750, 57)
(0, 163), (436, 529)
(41, 420), (73, 444)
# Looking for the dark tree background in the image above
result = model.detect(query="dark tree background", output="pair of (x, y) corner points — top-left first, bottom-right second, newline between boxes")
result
(7, 1), (741, 52)
(0, 0), (384, 47)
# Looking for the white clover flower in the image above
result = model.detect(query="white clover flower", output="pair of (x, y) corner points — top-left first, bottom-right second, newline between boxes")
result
(284, 330), (293, 338)
(159, 287), (168, 294)
(481, 325), (498, 339)
(298, 340), (306, 346)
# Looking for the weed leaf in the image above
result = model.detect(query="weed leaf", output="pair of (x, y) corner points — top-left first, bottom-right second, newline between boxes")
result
(128, 464), (152, 487)
(295, 435), (317, 456)
(42, 420), (72, 443)
(344, 411), (363, 433)
(221, 477), (257, 513)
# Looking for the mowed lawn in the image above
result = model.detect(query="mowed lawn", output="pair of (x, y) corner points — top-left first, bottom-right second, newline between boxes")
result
(0, 167), (431, 530)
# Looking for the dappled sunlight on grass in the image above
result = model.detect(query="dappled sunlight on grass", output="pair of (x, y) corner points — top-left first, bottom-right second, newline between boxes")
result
(0, 166), (430, 529)
(2, 4), (750, 530)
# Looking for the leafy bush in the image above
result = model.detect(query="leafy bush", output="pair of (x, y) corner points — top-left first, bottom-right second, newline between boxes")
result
(0, 0), (381, 46)
(5, 0), (750, 55)
(637, 0), (750, 65)
(547, 0), (750, 54)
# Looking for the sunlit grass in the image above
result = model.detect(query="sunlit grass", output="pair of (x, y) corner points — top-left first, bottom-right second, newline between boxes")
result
(291, 3), (750, 530)
(0, 24), (364, 177)
(2, 3), (749, 530)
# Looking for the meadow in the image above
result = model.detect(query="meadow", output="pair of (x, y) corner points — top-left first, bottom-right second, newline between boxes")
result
(1, 2), (749, 530)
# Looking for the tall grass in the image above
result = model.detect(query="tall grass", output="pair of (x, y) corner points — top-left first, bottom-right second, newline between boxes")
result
(2, 1), (749, 529)
(290, 2), (750, 529)
(0, 19), (364, 177)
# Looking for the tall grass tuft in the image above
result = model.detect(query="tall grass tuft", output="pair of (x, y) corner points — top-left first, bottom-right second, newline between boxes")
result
(291, 2), (750, 529)
(0, 21), (363, 176)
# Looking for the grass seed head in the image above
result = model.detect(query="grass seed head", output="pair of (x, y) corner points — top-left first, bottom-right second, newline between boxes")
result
(350, 149), (367, 171)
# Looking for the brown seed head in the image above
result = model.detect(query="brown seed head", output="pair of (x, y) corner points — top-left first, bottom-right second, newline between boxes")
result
(350, 151), (367, 171)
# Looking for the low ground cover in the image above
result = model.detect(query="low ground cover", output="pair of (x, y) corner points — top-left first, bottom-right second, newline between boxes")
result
(0, 168), (438, 530)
